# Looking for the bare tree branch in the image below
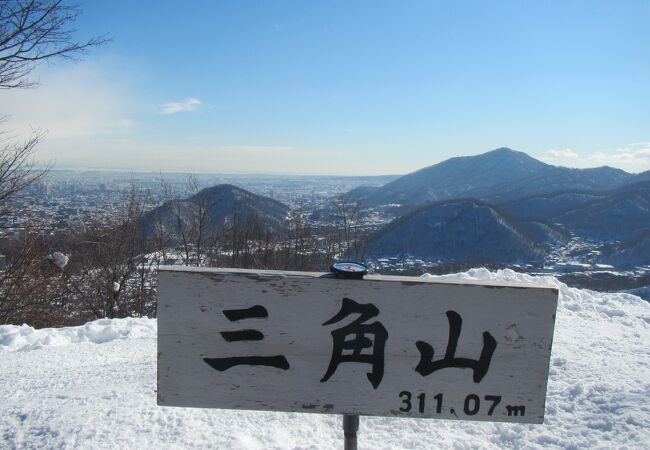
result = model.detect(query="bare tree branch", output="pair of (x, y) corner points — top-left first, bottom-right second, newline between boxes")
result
(0, 128), (50, 221)
(0, 1), (108, 325)
(0, 0), (109, 89)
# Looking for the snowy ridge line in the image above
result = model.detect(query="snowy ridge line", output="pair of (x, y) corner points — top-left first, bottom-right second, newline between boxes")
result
(0, 317), (156, 353)
(425, 268), (650, 323)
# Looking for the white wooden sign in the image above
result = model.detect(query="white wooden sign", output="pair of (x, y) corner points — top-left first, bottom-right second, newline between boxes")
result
(157, 267), (558, 424)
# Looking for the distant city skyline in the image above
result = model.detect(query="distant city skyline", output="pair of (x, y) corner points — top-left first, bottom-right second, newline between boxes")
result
(3, 1), (649, 175)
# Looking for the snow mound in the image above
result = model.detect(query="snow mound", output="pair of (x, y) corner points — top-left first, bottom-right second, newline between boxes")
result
(46, 251), (69, 269)
(423, 268), (650, 322)
(0, 317), (156, 353)
(421, 267), (561, 285)
(1, 269), (649, 449)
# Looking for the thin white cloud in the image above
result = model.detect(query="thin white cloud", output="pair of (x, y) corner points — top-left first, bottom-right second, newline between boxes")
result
(0, 60), (361, 174)
(587, 146), (650, 165)
(546, 148), (579, 159)
(159, 97), (202, 114)
(540, 143), (650, 172)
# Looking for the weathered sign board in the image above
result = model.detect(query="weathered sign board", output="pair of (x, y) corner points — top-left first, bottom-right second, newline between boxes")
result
(157, 267), (558, 424)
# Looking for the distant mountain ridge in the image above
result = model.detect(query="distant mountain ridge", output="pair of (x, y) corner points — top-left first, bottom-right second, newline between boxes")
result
(499, 180), (650, 241)
(141, 184), (289, 239)
(366, 180), (650, 266)
(365, 199), (568, 264)
(361, 148), (650, 266)
(600, 229), (650, 267)
(348, 147), (633, 207)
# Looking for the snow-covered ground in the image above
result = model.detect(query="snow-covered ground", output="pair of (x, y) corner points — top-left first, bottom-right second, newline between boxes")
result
(1, 269), (649, 449)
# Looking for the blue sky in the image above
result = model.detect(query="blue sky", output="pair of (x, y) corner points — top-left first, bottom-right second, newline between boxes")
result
(4, 0), (650, 175)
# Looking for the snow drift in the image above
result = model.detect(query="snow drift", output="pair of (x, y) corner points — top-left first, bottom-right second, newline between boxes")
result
(1, 269), (649, 449)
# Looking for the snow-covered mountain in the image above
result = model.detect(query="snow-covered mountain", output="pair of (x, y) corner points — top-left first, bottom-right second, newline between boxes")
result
(365, 200), (565, 263)
(499, 180), (650, 242)
(347, 148), (632, 208)
(359, 151), (650, 266)
(140, 184), (290, 238)
(1, 269), (648, 449)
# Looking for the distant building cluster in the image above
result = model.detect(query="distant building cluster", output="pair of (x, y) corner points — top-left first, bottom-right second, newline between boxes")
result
(2, 170), (393, 239)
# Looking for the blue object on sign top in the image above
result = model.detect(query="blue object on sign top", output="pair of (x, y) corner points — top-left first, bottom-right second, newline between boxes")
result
(330, 262), (368, 279)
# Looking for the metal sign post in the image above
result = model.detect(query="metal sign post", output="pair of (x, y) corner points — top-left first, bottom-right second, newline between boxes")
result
(343, 414), (359, 450)
(331, 262), (367, 450)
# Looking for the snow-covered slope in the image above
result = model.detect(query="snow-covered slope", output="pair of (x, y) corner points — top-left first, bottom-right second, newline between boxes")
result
(1, 269), (649, 449)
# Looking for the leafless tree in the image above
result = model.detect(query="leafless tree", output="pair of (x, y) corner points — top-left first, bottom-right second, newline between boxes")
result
(166, 181), (194, 265)
(0, 1), (107, 325)
(0, 127), (47, 220)
(332, 193), (367, 262)
(0, 225), (68, 326)
(187, 175), (212, 266)
(154, 175), (215, 266)
(0, 0), (107, 210)
(0, 0), (109, 89)
(319, 224), (344, 268)
(281, 207), (318, 270)
(67, 187), (157, 320)
(151, 176), (174, 264)
(224, 201), (258, 268)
